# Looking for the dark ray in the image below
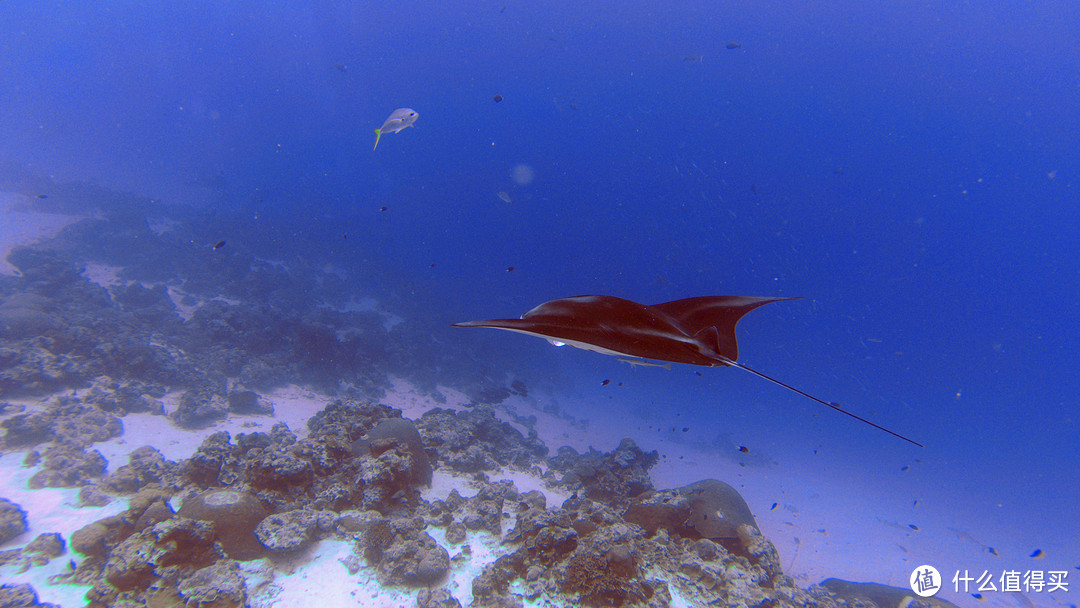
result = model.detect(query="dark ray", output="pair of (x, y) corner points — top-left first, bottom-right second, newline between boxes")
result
(453, 295), (923, 447)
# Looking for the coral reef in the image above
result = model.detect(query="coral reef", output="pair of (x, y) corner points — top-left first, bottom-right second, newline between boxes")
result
(416, 405), (548, 473)
(549, 438), (658, 508)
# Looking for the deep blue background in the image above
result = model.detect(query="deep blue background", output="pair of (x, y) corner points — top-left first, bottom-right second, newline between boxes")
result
(2, 0), (1078, 580)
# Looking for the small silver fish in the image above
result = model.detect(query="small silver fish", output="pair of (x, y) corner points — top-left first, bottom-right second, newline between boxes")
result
(616, 357), (672, 370)
(373, 108), (418, 150)
(496, 191), (514, 204)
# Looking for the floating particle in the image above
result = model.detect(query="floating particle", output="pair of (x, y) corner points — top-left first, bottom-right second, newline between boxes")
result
(1031, 549), (1044, 559)
(212, 240), (226, 250)
(493, 94), (503, 102)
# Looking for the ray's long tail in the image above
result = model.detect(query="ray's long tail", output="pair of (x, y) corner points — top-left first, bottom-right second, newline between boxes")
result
(718, 357), (924, 447)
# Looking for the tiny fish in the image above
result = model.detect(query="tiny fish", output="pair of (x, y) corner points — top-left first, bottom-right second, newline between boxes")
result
(212, 240), (226, 250)
(493, 94), (503, 102)
(36, 194), (48, 199)
(601, 379), (610, 386)
(1031, 549), (1044, 559)
(900, 465), (910, 471)
(908, 524), (920, 531)
(987, 547), (999, 556)
(726, 42), (741, 49)
(380, 205), (388, 211)
(506, 266), (515, 272)
(738, 446), (749, 453)
(972, 593), (983, 600)
(681, 427), (689, 432)
(496, 191), (514, 204)
(429, 263), (436, 268)
(770, 502), (778, 510)
(373, 108), (418, 150)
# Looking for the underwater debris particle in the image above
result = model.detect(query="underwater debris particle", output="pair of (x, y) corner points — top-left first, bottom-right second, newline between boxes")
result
(1031, 549), (1044, 559)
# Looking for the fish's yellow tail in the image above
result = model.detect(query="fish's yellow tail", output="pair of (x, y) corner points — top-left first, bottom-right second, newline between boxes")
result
(373, 128), (382, 150)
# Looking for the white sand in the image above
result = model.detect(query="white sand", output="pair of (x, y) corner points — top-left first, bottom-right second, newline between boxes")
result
(0, 191), (90, 276)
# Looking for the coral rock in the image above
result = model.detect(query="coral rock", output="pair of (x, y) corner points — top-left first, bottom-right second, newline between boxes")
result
(27, 444), (107, 489)
(177, 560), (248, 608)
(176, 489), (269, 560)
(254, 509), (318, 553)
(416, 587), (463, 608)
(0, 498), (29, 545)
(104, 518), (222, 592)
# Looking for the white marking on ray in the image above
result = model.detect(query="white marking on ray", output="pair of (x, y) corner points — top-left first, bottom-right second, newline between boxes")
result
(475, 326), (643, 358)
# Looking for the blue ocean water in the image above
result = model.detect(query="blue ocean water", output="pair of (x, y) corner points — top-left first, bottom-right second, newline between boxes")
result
(1, 1), (1077, 607)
